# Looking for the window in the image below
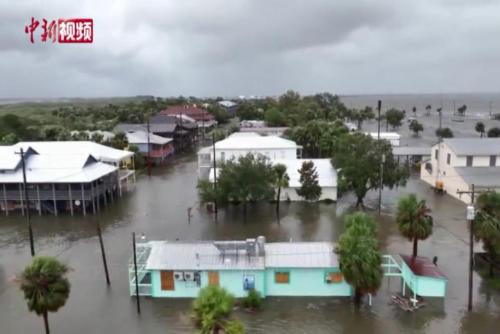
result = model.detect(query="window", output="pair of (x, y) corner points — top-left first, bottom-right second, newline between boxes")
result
(466, 156), (473, 167)
(274, 271), (290, 284)
(208, 271), (219, 287)
(160, 271), (175, 291)
(434, 149), (439, 160)
(490, 156), (497, 167)
(447, 153), (451, 165)
(243, 275), (255, 290)
(325, 272), (343, 284)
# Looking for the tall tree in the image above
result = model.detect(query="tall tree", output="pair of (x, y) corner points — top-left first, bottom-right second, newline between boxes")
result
(475, 122), (486, 137)
(385, 109), (405, 130)
(199, 153), (275, 212)
(409, 120), (424, 136)
(487, 127), (500, 138)
(332, 133), (408, 207)
(192, 286), (244, 334)
(396, 194), (433, 257)
(425, 105), (432, 116)
(296, 161), (322, 201)
(475, 192), (500, 277)
(457, 104), (467, 116)
(273, 164), (289, 212)
(110, 131), (129, 149)
(336, 212), (383, 305)
(435, 127), (454, 138)
(348, 107), (375, 130)
(18, 257), (71, 334)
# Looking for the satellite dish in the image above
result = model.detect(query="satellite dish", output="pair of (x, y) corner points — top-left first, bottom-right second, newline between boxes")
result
(74, 200), (81, 207)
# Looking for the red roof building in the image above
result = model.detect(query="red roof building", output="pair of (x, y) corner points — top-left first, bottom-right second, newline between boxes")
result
(160, 105), (214, 122)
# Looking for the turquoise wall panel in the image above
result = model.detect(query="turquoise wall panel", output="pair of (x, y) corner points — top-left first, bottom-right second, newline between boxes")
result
(265, 268), (351, 297)
(151, 270), (265, 298)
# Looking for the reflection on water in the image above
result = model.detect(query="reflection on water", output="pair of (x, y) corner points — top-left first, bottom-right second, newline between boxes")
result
(1, 146), (500, 332)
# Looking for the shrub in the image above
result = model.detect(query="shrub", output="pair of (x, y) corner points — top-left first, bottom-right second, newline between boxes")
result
(243, 289), (262, 310)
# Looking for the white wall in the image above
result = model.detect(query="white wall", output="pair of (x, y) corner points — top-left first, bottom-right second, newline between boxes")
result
(214, 148), (297, 162)
(280, 187), (337, 201)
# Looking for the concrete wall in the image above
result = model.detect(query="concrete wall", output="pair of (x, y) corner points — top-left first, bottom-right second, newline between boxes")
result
(280, 187), (337, 201)
(265, 268), (351, 297)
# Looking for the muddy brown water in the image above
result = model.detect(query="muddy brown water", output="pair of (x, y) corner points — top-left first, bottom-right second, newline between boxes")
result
(2, 97), (500, 333)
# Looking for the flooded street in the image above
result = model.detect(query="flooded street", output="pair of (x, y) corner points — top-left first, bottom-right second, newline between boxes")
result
(1, 151), (500, 333)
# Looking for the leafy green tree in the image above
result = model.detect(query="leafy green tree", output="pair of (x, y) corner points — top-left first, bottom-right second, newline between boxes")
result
(71, 131), (90, 141)
(409, 120), (424, 136)
(110, 131), (129, 149)
(278, 90), (301, 110)
(199, 153), (275, 211)
(264, 108), (286, 126)
(273, 164), (289, 212)
(90, 132), (104, 143)
(396, 194), (433, 257)
(412, 106), (417, 115)
(348, 107), (375, 130)
(236, 101), (262, 120)
(243, 289), (262, 310)
(332, 133), (408, 207)
(457, 104), (467, 116)
(207, 104), (229, 124)
(336, 212), (383, 305)
(192, 286), (244, 334)
(475, 122), (485, 137)
(385, 108), (405, 129)
(18, 257), (71, 334)
(128, 145), (145, 169)
(296, 161), (322, 201)
(436, 127), (454, 138)
(475, 192), (500, 277)
(487, 127), (500, 138)
(0, 133), (18, 144)
(425, 105), (432, 116)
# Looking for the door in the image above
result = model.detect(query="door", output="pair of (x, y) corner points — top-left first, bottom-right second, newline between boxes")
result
(160, 270), (175, 291)
(208, 271), (219, 287)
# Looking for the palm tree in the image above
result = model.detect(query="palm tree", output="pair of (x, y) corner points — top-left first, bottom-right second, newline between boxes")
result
(273, 164), (289, 214)
(18, 257), (71, 334)
(192, 286), (244, 334)
(396, 194), (433, 257)
(336, 212), (383, 305)
(475, 192), (500, 277)
(475, 122), (485, 138)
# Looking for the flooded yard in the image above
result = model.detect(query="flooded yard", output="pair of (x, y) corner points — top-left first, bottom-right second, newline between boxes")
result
(1, 151), (500, 333)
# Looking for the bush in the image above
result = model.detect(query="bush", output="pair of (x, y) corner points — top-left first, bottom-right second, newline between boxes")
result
(243, 289), (262, 310)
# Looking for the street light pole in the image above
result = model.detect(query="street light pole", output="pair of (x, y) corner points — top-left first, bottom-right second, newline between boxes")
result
(378, 153), (385, 216)
(377, 100), (381, 140)
(18, 148), (35, 257)
(212, 132), (218, 216)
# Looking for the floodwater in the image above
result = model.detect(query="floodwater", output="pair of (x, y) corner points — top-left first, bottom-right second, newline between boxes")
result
(1, 94), (500, 333)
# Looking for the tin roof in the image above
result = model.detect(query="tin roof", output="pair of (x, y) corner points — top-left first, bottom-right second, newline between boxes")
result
(125, 130), (172, 145)
(443, 138), (500, 156)
(400, 254), (447, 279)
(455, 167), (500, 187)
(393, 146), (431, 156)
(215, 132), (298, 150)
(145, 240), (338, 271)
(145, 241), (265, 271)
(265, 242), (337, 268)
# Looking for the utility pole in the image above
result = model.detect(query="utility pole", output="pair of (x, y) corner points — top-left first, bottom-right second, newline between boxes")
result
(132, 232), (141, 314)
(378, 153), (385, 216)
(17, 148), (35, 257)
(489, 101), (493, 119)
(96, 219), (111, 285)
(457, 184), (483, 311)
(146, 117), (152, 177)
(212, 132), (218, 215)
(377, 100), (382, 140)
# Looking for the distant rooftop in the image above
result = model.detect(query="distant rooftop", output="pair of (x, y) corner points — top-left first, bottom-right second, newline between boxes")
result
(125, 130), (172, 145)
(214, 132), (298, 150)
(443, 138), (500, 156)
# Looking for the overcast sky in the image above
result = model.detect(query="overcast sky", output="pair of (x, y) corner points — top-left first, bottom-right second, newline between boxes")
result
(2, 0), (500, 98)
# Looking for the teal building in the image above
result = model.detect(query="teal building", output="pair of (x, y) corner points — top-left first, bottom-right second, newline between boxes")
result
(129, 237), (352, 298)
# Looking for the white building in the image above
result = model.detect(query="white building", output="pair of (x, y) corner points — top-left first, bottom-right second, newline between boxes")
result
(367, 132), (401, 147)
(420, 138), (500, 203)
(273, 159), (337, 201)
(198, 132), (302, 177)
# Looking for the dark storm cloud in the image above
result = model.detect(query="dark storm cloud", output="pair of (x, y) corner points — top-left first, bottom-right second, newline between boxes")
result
(1, 0), (500, 98)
